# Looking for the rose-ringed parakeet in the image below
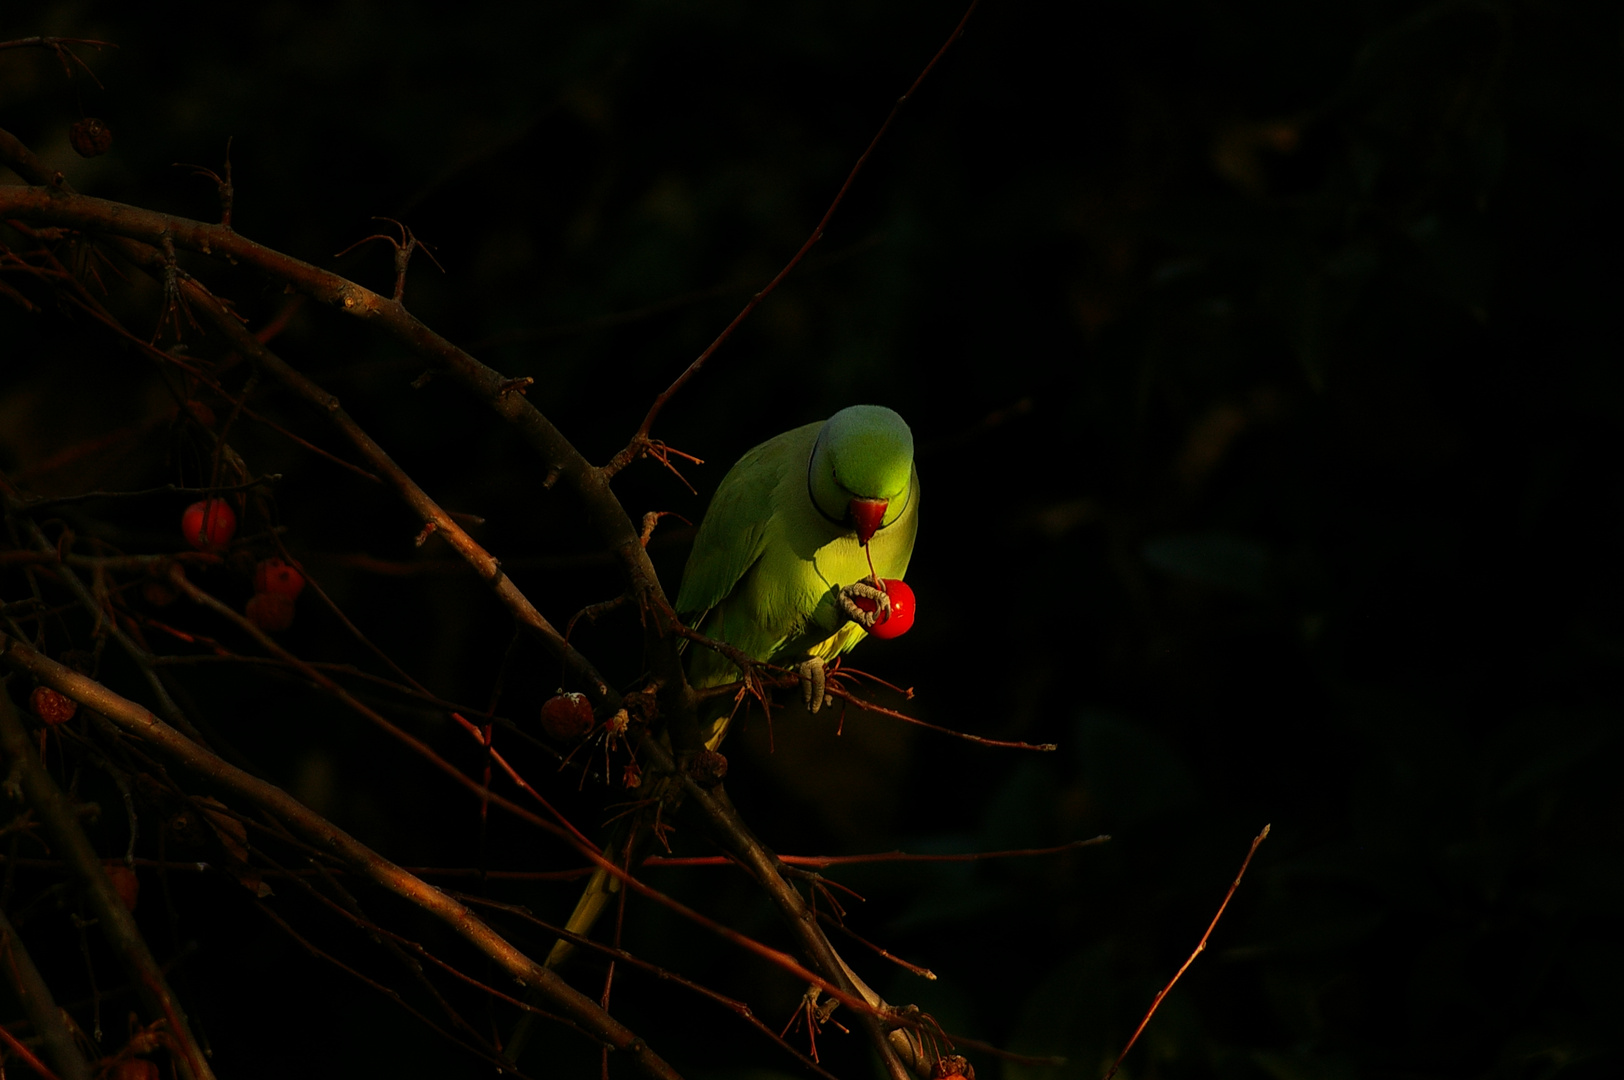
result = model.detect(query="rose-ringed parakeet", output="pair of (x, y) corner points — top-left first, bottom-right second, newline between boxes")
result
(543, 404), (918, 970)
(679, 403), (919, 741)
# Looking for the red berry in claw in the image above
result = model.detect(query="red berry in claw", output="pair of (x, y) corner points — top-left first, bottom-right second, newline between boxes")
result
(181, 499), (236, 552)
(253, 557), (306, 598)
(245, 592), (296, 632)
(539, 692), (594, 742)
(108, 1060), (159, 1080)
(29, 686), (77, 726)
(853, 578), (915, 640)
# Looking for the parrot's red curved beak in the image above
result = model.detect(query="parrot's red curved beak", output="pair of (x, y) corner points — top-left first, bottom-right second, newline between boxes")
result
(849, 498), (887, 546)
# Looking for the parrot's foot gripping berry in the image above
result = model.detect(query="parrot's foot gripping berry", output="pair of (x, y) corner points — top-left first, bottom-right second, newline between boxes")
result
(838, 579), (892, 628)
(847, 578), (915, 640)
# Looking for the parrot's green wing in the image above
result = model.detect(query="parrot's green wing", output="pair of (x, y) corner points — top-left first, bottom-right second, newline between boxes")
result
(674, 421), (819, 630)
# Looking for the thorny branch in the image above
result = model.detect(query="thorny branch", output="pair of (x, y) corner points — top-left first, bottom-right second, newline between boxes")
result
(0, 692), (215, 1080)
(0, 7), (1011, 1072)
(0, 637), (685, 1080)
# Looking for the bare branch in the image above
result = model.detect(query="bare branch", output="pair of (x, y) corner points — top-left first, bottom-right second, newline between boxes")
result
(0, 693), (215, 1080)
(1103, 825), (1271, 1080)
(0, 636), (687, 1080)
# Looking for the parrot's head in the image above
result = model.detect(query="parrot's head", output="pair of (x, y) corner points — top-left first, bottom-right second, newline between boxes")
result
(808, 405), (915, 546)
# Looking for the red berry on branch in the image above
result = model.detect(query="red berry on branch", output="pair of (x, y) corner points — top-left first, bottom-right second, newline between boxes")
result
(181, 499), (236, 552)
(29, 686), (77, 726)
(253, 557), (306, 598)
(539, 692), (594, 742)
(103, 862), (140, 912)
(245, 592), (296, 632)
(853, 578), (915, 640)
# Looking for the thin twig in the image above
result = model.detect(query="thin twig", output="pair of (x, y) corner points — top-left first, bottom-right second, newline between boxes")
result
(12, 475), (280, 513)
(1102, 825), (1271, 1080)
(647, 836), (1111, 868)
(621, 0), (981, 446)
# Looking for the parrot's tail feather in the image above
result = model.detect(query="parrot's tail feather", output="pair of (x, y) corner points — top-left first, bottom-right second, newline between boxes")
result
(545, 864), (619, 968)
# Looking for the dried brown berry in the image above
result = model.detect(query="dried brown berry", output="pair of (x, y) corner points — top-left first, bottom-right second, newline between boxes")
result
(621, 760), (643, 789)
(103, 862), (140, 912)
(68, 117), (113, 157)
(539, 692), (594, 742)
(29, 686), (77, 726)
(245, 592), (296, 632)
(687, 749), (728, 787)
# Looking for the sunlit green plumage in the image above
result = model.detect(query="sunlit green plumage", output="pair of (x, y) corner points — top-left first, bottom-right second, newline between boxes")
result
(678, 404), (920, 744)
(546, 405), (918, 969)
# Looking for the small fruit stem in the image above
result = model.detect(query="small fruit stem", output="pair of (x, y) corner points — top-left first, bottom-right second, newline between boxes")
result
(861, 546), (887, 623)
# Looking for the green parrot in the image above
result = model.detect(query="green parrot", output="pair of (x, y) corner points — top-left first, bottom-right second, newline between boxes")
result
(542, 404), (918, 970)
(679, 402), (920, 741)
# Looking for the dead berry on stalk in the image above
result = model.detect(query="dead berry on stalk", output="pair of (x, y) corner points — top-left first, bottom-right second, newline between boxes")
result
(69, 117), (113, 157)
(29, 686), (77, 726)
(539, 692), (594, 742)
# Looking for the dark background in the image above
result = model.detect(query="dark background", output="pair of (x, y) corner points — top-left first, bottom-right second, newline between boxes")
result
(2, 1), (1620, 1078)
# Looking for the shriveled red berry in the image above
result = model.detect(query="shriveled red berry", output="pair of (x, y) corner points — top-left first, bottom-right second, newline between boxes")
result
(253, 557), (306, 598)
(29, 686), (77, 726)
(181, 499), (236, 552)
(103, 863), (140, 912)
(245, 592), (295, 632)
(539, 692), (594, 742)
(853, 578), (915, 640)
(686, 749), (728, 787)
(68, 117), (113, 157)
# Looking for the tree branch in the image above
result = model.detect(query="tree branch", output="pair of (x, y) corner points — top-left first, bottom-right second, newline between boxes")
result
(0, 636), (686, 1080)
(0, 692), (215, 1080)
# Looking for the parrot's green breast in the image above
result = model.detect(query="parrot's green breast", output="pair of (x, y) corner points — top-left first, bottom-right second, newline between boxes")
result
(677, 406), (919, 701)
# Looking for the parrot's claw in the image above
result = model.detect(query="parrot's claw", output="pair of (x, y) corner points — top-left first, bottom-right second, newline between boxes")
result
(838, 580), (890, 629)
(799, 658), (828, 713)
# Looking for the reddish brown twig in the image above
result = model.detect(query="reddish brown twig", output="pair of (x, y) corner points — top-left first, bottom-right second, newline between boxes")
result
(0, 36), (116, 88)
(0, 1020), (63, 1080)
(0, 906), (93, 1080)
(1103, 824), (1271, 1080)
(624, 0), (982, 445)
(0, 637), (684, 1080)
(826, 686), (1059, 751)
(648, 836), (1110, 869)
(335, 218), (445, 304)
